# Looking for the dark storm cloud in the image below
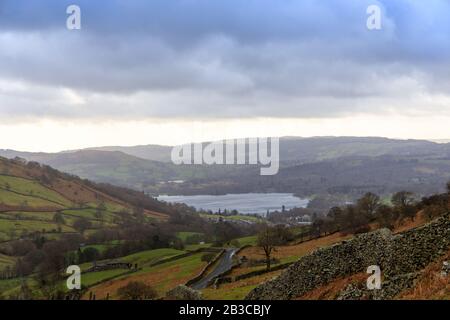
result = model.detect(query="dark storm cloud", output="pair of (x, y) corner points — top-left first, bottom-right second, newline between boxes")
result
(0, 0), (450, 119)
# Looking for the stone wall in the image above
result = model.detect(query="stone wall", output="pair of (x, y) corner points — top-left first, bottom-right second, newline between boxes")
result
(246, 214), (450, 300)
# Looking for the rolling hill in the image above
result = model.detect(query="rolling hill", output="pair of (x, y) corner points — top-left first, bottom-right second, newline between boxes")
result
(0, 156), (173, 242)
(2, 137), (450, 199)
(65, 136), (450, 164)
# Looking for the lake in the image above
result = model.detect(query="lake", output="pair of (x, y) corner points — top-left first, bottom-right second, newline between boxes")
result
(157, 193), (309, 215)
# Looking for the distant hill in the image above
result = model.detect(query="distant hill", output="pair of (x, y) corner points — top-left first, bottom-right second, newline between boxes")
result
(62, 136), (450, 164)
(2, 137), (450, 197)
(278, 136), (450, 163)
(78, 136), (450, 164)
(0, 150), (180, 189)
(80, 144), (173, 163)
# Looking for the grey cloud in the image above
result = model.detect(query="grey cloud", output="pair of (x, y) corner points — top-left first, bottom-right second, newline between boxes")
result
(0, 0), (450, 120)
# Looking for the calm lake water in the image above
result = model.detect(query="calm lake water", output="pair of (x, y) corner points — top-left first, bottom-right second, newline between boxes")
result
(157, 193), (309, 215)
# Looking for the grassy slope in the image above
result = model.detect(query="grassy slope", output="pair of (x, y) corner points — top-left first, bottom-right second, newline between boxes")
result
(84, 253), (206, 299)
(176, 231), (203, 242)
(0, 175), (73, 206)
(0, 171), (163, 242)
(0, 253), (16, 270)
(120, 248), (186, 267)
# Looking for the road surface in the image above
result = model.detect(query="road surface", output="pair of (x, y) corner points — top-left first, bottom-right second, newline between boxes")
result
(191, 248), (238, 290)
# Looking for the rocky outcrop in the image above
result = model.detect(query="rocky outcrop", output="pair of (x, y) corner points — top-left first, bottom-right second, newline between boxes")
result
(246, 214), (450, 300)
(336, 272), (419, 300)
(165, 285), (203, 300)
(441, 261), (449, 277)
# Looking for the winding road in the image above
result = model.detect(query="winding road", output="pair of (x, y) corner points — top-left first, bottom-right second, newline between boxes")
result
(191, 248), (238, 290)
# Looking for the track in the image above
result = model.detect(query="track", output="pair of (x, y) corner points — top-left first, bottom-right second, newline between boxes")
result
(191, 248), (238, 290)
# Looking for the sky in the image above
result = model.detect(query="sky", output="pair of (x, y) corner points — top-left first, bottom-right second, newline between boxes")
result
(1, 0), (450, 152)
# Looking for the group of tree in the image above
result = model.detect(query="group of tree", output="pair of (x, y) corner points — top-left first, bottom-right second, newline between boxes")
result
(117, 281), (157, 300)
(311, 181), (450, 236)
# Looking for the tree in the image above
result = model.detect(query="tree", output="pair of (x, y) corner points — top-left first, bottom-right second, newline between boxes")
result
(311, 218), (325, 237)
(201, 253), (216, 263)
(376, 205), (395, 230)
(117, 281), (157, 300)
(357, 192), (380, 217)
(78, 247), (100, 263)
(213, 222), (240, 246)
(257, 225), (292, 270)
(133, 206), (145, 223)
(52, 212), (65, 226)
(327, 206), (345, 230)
(172, 238), (184, 250)
(73, 218), (91, 235)
(35, 241), (67, 299)
(392, 191), (416, 221)
(95, 201), (106, 223)
(185, 233), (205, 245)
(391, 191), (415, 208)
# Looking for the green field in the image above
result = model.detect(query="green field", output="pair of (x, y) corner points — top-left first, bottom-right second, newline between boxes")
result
(185, 243), (212, 251)
(0, 253), (16, 270)
(122, 252), (206, 294)
(235, 235), (258, 246)
(79, 241), (123, 255)
(80, 269), (131, 287)
(0, 211), (55, 222)
(0, 219), (75, 235)
(78, 247), (186, 273)
(120, 248), (186, 267)
(176, 231), (204, 242)
(0, 277), (25, 297)
(0, 175), (73, 207)
(0, 188), (62, 209)
(85, 252), (207, 299)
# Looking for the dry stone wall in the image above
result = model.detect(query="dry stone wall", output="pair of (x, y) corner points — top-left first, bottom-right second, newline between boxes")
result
(246, 214), (450, 300)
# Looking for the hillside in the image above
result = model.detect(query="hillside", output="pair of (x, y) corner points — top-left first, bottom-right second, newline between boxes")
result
(0, 150), (247, 193)
(246, 214), (450, 300)
(0, 156), (260, 300)
(82, 145), (173, 163)
(0, 156), (171, 243)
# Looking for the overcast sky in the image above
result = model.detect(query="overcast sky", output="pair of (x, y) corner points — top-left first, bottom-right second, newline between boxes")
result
(1, 0), (450, 151)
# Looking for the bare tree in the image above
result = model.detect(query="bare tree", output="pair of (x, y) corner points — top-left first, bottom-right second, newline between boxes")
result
(357, 192), (380, 217)
(392, 191), (417, 221)
(257, 225), (292, 270)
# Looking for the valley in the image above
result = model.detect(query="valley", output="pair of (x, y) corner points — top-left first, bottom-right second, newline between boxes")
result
(0, 137), (449, 301)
